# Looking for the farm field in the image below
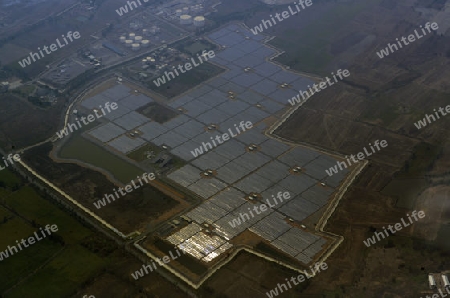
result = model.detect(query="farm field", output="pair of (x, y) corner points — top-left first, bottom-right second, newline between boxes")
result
(0, 172), (104, 297)
(0, 168), (186, 298)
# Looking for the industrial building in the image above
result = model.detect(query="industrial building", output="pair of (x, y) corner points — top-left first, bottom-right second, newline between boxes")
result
(102, 42), (125, 56)
(193, 16), (205, 27)
(180, 14), (192, 25)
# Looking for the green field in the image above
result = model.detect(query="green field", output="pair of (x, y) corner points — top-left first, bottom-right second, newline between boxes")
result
(5, 186), (91, 244)
(7, 245), (107, 298)
(0, 170), (115, 297)
(0, 168), (22, 189)
(59, 133), (143, 184)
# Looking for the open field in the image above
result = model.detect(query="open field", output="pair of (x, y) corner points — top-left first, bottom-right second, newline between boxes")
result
(0, 93), (65, 149)
(239, 0), (381, 75)
(147, 62), (225, 98)
(174, 39), (218, 56)
(0, 175), (103, 297)
(201, 251), (310, 298)
(260, 0), (450, 296)
(7, 245), (107, 298)
(0, 168), (185, 297)
(0, 166), (22, 188)
(138, 102), (179, 123)
(25, 142), (182, 234)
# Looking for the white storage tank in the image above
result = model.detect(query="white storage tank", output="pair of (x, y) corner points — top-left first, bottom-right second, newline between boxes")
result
(142, 29), (149, 36)
(119, 36), (126, 43)
(443, 275), (450, 289)
(180, 15), (192, 25)
(182, 7), (189, 14)
(129, 33), (136, 39)
(142, 58), (147, 65)
(125, 40), (133, 47)
(141, 40), (150, 47)
(175, 9), (182, 16)
(429, 274), (437, 290)
(131, 43), (140, 51)
(193, 16), (205, 27)
(135, 36), (143, 42)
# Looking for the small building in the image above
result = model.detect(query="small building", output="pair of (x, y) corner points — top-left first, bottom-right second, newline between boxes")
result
(1, 82), (9, 93)
(429, 274), (437, 290)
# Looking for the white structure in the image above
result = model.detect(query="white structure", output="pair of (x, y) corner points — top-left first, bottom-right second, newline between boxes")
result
(119, 36), (126, 43)
(182, 7), (189, 14)
(180, 15), (192, 25)
(141, 40), (150, 47)
(150, 25), (160, 35)
(193, 16), (205, 27)
(443, 275), (450, 289)
(125, 40), (133, 47)
(135, 36), (143, 42)
(429, 274), (437, 290)
(175, 9), (182, 16)
(142, 29), (149, 36)
(129, 33), (136, 39)
(142, 58), (148, 65)
(131, 43), (140, 51)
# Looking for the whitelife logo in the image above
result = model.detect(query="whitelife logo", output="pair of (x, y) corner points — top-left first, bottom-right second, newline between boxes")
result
(325, 140), (388, 177)
(265, 262), (328, 297)
(250, 0), (313, 35)
(18, 31), (81, 68)
(363, 210), (425, 247)
(131, 248), (187, 280)
(0, 224), (59, 261)
(153, 50), (215, 87)
(376, 22), (439, 59)
(190, 121), (253, 158)
(93, 172), (155, 209)
(228, 191), (291, 228)
(56, 102), (118, 139)
(414, 104), (450, 130)
(0, 153), (21, 172)
(288, 69), (350, 106)
(115, 0), (149, 16)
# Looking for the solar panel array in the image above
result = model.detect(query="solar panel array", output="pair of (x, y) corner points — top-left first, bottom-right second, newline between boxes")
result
(167, 223), (233, 263)
(161, 24), (350, 265)
(78, 23), (351, 266)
